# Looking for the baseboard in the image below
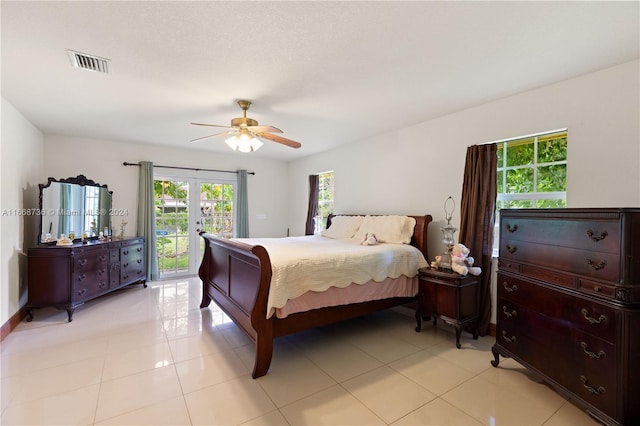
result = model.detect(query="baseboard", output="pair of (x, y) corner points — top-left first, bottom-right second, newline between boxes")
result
(1, 306), (27, 342)
(487, 322), (496, 337)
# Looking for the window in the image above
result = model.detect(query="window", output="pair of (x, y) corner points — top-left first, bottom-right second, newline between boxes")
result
(495, 129), (567, 251)
(315, 171), (334, 234)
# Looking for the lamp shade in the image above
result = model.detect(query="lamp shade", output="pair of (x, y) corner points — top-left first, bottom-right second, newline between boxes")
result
(225, 131), (263, 152)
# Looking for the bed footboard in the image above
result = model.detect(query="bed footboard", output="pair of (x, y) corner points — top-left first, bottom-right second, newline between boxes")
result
(198, 232), (274, 378)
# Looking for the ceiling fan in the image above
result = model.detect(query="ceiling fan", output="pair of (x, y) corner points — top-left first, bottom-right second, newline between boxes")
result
(190, 100), (302, 152)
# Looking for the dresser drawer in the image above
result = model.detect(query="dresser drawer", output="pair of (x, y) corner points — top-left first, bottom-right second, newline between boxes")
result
(577, 278), (618, 299)
(564, 362), (617, 417)
(497, 298), (616, 371)
(109, 249), (120, 263)
(500, 217), (621, 253)
(500, 240), (620, 282)
(72, 268), (109, 301)
(497, 273), (618, 342)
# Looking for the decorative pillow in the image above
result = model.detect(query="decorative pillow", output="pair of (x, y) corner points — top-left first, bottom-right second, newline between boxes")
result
(353, 215), (416, 244)
(321, 215), (364, 239)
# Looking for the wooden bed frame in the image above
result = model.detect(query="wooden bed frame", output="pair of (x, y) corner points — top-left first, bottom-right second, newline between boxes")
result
(198, 214), (432, 378)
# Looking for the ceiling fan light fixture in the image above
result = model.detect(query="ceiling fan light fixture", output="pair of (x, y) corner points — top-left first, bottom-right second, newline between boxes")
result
(190, 100), (301, 150)
(225, 131), (263, 153)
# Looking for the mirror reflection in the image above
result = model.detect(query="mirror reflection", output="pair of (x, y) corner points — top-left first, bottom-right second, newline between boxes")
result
(39, 176), (112, 243)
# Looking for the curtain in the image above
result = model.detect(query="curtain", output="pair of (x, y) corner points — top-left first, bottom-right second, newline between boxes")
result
(137, 161), (159, 281)
(236, 169), (249, 238)
(58, 183), (72, 236)
(305, 174), (319, 235)
(458, 143), (497, 336)
(97, 188), (111, 233)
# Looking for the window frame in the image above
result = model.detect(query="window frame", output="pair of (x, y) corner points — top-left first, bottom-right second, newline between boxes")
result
(315, 171), (334, 234)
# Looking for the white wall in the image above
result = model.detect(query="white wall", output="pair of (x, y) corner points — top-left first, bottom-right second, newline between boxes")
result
(42, 135), (291, 239)
(1, 97), (45, 325)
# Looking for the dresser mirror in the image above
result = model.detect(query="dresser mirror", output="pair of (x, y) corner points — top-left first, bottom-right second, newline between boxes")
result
(39, 175), (112, 243)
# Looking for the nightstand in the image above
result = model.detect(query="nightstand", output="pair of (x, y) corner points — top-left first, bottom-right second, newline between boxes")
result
(415, 267), (479, 348)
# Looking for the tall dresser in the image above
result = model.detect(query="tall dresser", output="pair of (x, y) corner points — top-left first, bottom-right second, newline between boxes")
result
(491, 208), (639, 426)
(27, 237), (146, 322)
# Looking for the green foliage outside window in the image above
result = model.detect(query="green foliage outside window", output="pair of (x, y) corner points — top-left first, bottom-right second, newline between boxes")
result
(153, 179), (234, 274)
(496, 130), (567, 211)
(317, 172), (334, 231)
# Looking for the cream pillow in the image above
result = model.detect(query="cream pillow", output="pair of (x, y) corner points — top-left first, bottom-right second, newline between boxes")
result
(321, 215), (364, 239)
(353, 215), (416, 244)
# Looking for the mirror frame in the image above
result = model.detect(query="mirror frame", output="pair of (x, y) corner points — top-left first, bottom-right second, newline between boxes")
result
(38, 174), (113, 244)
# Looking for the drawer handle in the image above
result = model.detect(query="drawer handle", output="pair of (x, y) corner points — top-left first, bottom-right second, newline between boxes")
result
(123, 250), (129, 255)
(77, 288), (87, 296)
(580, 376), (605, 395)
(137, 247), (142, 252)
(123, 263), (129, 268)
(580, 342), (606, 359)
(586, 259), (607, 271)
(137, 259), (143, 264)
(586, 229), (608, 242)
(501, 330), (517, 343)
(506, 224), (518, 233)
(78, 259), (88, 266)
(99, 282), (106, 289)
(99, 255), (107, 261)
(77, 273), (86, 282)
(581, 308), (607, 325)
(505, 244), (517, 254)
(502, 282), (518, 293)
(502, 306), (517, 318)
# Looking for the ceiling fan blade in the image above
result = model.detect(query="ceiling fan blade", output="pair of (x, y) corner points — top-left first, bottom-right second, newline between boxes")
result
(190, 130), (234, 143)
(247, 125), (283, 134)
(190, 122), (234, 129)
(256, 132), (302, 149)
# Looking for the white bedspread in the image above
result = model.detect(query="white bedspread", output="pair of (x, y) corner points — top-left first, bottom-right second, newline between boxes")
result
(233, 235), (428, 318)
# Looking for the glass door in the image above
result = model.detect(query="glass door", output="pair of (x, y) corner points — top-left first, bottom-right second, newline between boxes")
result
(197, 181), (235, 263)
(155, 178), (190, 277)
(154, 176), (235, 278)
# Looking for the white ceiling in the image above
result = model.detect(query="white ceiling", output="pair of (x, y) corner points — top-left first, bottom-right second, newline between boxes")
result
(2, 1), (638, 161)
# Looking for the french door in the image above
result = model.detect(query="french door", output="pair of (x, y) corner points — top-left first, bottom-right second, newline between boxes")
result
(154, 175), (235, 278)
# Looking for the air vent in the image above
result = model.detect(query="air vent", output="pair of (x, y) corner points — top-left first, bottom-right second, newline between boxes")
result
(67, 50), (111, 74)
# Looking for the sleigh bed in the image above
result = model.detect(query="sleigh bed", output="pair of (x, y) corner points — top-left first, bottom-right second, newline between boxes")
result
(198, 213), (432, 378)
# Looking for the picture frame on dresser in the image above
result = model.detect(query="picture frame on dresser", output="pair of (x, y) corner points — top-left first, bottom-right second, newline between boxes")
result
(491, 208), (639, 426)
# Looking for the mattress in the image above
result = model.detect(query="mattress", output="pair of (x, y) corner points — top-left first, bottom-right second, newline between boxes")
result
(233, 235), (428, 318)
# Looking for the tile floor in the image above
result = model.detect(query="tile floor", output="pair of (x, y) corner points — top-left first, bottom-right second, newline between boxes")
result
(1, 277), (602, 425)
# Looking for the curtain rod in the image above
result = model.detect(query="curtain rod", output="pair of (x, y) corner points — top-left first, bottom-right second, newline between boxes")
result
(122, 162), (255, 175)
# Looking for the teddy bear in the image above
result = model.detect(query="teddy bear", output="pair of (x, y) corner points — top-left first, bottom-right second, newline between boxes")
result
(450, 243), (481, 276)
(361, 232), (379, 246)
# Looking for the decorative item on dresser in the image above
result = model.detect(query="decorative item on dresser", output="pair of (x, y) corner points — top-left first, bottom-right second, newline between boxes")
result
(491, 208), (639, 426)
(415, 267), (479, 348)
(27, 237), (147, 322)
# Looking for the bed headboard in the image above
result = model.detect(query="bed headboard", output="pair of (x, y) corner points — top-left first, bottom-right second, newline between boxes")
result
(327, 214), (433, 261)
